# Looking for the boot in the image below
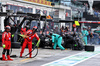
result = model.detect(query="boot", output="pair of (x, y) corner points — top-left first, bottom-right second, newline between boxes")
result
(20, 52), (23, 58)
(2, 54), (7, 61)
(29, 54), (32, 58)
(7, 55), (13, 61)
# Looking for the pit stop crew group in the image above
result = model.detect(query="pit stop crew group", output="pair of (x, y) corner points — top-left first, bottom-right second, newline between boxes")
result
(1, 25), (88, 61)
(2, 26), (40, 61)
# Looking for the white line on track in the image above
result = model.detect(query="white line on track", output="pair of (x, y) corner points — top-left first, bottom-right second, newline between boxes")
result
(42, 46), (100, 66)
(41, 52), (84, 66)
(72, 53), (100, 66)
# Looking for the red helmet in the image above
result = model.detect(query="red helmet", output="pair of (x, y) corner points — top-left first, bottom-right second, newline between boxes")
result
(27, 30), (32, 36)
(5, 26), (11, 29)
(33, 26), (37, 30)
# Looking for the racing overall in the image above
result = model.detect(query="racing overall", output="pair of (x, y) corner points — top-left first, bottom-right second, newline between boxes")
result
(2, 31), (13, 61)
(50, 33), (65, 50)
(20, 28), (26, 35)
(20, 30), (40, 58)
(82, 30), (89, 45)
(20, 28), (26, 45)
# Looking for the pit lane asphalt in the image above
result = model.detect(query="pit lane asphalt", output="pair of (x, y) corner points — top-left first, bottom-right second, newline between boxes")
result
(18, 45), (100, 66)
(0, 45), (100, 66)
(0, 47), (73, 66)
(18, 49), (82, 66)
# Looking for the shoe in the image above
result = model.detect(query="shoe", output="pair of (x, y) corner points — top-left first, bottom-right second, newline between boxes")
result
(2, 54), (7, 61)
(20, 53), (22, 58)
(7, 55), (13, 61)
(29, 54), (32, 58)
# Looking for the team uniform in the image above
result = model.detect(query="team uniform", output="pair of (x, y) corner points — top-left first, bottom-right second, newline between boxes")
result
(49, 33), (65, 50)
(82, 30), (89, 45)
(20, 29), (40, 58)
(20, 28), (26, 35)
(2, 26), (13, 61)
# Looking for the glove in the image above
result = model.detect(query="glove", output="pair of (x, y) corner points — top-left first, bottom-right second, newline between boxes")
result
(36, 39), (40, 47)
(3, 44), (6, 48)
(32, 43), (34, 45)
(12, 34), (14, 38)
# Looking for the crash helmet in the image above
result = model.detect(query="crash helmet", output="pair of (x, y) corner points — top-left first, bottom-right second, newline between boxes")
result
(27, 30), (33, 36)
(33, 26), (37, 30)
(5, 26), (11, 30)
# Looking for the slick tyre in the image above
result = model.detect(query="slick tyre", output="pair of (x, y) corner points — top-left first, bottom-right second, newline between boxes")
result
(11, 42), (21, 48)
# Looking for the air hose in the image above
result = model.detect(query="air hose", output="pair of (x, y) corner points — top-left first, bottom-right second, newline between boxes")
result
(25, 39), (40, 58)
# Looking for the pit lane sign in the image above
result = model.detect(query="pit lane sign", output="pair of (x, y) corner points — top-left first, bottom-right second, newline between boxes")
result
(14, 0), (52, 6)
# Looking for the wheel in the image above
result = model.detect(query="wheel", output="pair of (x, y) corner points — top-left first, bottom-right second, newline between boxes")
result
(0, 34), (2, 42)
(39, 41), (45, 48)
(11, 42), (21, 48)
(0, 42), (2, 47)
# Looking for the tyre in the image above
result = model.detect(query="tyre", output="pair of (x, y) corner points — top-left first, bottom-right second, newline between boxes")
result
(0, 34), (2, 42)
(0, 42), (2, 47)
(85, 45), (95, 52)
(11, 42), (21, 48)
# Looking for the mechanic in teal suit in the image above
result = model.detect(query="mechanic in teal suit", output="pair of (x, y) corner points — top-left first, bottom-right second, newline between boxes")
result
(47, 32), (65, 50)
(82, 26), (89, 45)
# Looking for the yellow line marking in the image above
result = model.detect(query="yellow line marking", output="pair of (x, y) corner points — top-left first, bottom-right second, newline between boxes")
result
(20, 58), (31, 62)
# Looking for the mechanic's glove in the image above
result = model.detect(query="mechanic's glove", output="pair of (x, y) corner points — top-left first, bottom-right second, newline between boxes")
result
(3, 44), (6, 48)
(12, 34), (14, 38)
(36, 39), (40, 47)
(32, 43), (34, 45)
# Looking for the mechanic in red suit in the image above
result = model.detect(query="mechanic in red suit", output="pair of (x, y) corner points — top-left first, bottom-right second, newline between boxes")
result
(19, 27), (27, 46)
(20, 27), (26, 35)
(20, 26), (40, 58)
(2, 26), (13, 61)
